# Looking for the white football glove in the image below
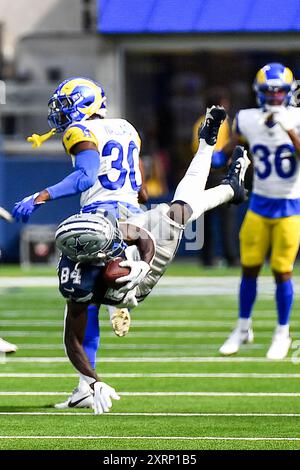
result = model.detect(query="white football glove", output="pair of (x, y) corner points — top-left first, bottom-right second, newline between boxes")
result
(92, 381), (120, 415)
(118, 287), (138, 308)
(115, 260), (150, 293)
(272, 107), (295, 132)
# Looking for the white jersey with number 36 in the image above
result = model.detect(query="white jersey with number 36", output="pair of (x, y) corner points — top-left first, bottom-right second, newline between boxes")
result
(237, 107), (300, 199)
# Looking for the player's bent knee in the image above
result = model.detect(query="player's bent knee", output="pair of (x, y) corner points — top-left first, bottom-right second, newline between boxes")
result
(168, 201), (192, 225)
(272, 270), (292, 282)
(242, 265), (261, 277)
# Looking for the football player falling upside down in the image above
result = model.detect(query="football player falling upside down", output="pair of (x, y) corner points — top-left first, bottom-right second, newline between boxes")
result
(12, 77), (148, 407)
(55, 106), (250, 413)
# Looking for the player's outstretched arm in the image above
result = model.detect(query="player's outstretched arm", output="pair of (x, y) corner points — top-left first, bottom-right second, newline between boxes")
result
(12, 141), (99, 223)
(64, 300), (120, 414)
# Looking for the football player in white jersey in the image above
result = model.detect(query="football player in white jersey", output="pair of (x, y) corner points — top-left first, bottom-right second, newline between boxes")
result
(54, 106), (250, 414)
(219, 63), (300, 360)
(12, 77), (148, 407)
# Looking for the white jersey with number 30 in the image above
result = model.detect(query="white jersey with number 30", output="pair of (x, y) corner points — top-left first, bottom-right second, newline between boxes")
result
(62, 118), (142, 208)
(237, 107), (300, 199)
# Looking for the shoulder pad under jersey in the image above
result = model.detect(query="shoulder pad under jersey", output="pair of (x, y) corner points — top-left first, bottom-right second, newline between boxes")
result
(63, 123), (98, 155)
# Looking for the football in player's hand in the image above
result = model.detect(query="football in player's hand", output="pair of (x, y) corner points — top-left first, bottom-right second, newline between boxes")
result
(103, 257), (130, 288)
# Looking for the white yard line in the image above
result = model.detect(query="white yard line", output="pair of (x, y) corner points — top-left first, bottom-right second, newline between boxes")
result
(0, 434), (299, 441)
(0, 278), (58, 287)
(1, 319), (299, 327)
(0, 356), (279, 364)
(0, 331), (62, 337)
(0, 412), (300, 417)
(1, 372), (300, 378)
(1, 391), (300, 397)
(10, 343), (264, 350)
(0, 331), (295, 339)
(2, 275), (300, 297)
(0, 373), (78, 377)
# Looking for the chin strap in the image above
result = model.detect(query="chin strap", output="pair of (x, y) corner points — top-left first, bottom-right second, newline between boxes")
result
(27, 128), (57, 149)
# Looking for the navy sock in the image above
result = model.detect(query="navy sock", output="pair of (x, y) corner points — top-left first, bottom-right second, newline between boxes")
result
(239, 275), (257, 319)
(276, 279), (293, 326)
(83, 305), (100, 369)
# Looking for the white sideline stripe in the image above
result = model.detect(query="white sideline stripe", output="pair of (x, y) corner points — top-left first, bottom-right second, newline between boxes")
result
(1, 391), (300, 397)
(0, 435), (300, 441)
(2, 356), (294, 363)
(0, 412), (300, 418)
(1, 372), (300, 378)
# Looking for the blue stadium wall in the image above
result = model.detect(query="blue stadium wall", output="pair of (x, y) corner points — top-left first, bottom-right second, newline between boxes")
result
(0, 154), (80, 262)
(98, 0), (300, 34)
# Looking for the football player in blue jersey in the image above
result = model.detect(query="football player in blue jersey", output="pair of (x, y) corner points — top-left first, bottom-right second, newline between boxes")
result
(54, 107), (250, 414)
(12, 77), (148, 407)
(219, 63), (300, 359)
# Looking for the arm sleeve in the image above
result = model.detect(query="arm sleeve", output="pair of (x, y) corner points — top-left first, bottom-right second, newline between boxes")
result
(46, 149), (100, 200)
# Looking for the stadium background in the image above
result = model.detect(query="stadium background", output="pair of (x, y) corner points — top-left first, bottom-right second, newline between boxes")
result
(0, 0), (300, 452)
(1, 0), (300, 262)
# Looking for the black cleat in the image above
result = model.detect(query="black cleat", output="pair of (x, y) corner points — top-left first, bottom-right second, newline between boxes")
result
(222, 146), (251, 204)
(198, 106), (227, 146)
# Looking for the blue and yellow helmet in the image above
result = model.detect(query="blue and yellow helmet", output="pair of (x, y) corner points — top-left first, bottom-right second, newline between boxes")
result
(253, 63), (295, 107)
(48, 77), (107, 132)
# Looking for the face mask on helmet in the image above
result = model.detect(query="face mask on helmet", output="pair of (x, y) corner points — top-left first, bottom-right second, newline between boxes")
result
(48, 77), (107, 133)
(55, 211), (126, 263)
(253, 63), (295, 109)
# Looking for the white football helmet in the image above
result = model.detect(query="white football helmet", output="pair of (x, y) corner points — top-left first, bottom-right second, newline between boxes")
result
(55, 211), (125, 263)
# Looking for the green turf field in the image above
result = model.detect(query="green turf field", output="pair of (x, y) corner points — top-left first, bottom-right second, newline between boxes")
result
(1, 262), (300, 450)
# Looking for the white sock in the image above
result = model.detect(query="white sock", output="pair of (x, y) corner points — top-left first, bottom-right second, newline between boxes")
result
(78, 375), (91, 392)
(186, 185), (234, 222)
(238, 318), (251, 331)
(79, 373), (97, 387)
(172, 139), (215, 219)
(107, 305), (116, 322)
(275, 324), (290, 336)
(202, 185), (234, 212)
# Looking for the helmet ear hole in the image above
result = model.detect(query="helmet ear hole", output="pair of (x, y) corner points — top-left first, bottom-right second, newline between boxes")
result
(83, 99), (93, 107)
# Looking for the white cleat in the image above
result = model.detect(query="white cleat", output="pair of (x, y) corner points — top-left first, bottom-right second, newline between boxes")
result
(219, 327), (254, 355)
(0, 338), (17, 353)
(111, 308), (131, 337)
(55, 387), (93, 409)
(266, 332), (292, 360)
